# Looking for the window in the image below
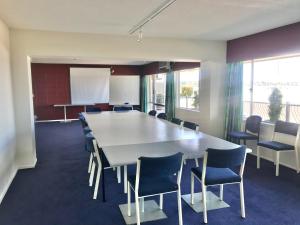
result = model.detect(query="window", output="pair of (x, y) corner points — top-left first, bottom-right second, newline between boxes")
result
(243, 55), (300, 123)
(176, 68), (200, 110)
(147, 73), (166, 113)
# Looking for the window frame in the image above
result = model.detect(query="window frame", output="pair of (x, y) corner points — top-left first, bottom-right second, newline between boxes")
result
(175, 68), (201, 112)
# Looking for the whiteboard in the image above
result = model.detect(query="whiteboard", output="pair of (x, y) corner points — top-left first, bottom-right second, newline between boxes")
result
(70, 68), (110, 104)
(109, 76), (140, 105)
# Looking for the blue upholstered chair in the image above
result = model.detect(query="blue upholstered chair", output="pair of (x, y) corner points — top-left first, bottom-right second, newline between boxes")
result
(257, 120), (299, 176)
(157, 112), (167, 120)
(127, 153), (184, 225)
(183, 121), (199, 131)
(228, 115), (262, 144)
(171, 117), (183, 126)
(148, 110), (157, 116)
(113, 105), (133, 111)
(191, 146), (247, 223)
(85, 133), (112, 199)
(86, 106), (102, 113)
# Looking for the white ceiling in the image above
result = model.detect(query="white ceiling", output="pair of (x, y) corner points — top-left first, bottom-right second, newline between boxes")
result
(0, 0), (300, 40)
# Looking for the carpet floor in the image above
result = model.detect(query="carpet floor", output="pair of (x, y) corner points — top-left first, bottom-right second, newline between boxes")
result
(1, 121), (300, 225)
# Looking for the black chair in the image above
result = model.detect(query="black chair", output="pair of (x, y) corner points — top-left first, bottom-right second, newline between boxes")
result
(257, 120), (299, 176)
(148, 110), (157, 116)
(127, 153), (184, 225)
(157, 113), (167, 120)
(183, 121), (199, 131)
(191, 146), (247, 223)
(86, 106), (102, 113)
(227, 115), (262, 144)
(171, 118), (182, 126)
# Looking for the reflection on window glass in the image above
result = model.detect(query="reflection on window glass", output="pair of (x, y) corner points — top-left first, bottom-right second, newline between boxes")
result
(243, 55), (300, 122)
(147, 73), (166, 113)
(177, 68), (200, 110)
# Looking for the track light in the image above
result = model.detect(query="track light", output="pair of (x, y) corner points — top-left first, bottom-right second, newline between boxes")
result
(129, 0), (177, 38)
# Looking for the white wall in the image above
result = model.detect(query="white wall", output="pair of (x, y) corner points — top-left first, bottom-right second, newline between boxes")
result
(0, 19), (17, 203)
(10, 29), (227, 168)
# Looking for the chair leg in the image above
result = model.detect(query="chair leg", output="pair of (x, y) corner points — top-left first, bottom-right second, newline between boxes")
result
(257, 146), (261, 169)
(93, 166), (101, 199)
(159, 194), (163, 210)
(177, 188), (183, 225)
(295, 149), (300, 173)
(127, 182), (131, 216)
(183, 159), (187, 165)
(191, 173), (195, 205)
(240, 181), (246, 218)
(202, 184), (207, 224)
(195, 158), (199, 167)
(276, 151), (280, 176)
(89, 162), (96, 186)
(117, 166), (121, 183)
(88, 153), (93, 173)
(124, 165), (127, 193)
(135, 194), (141, 225)
(220, 184), (224, 201)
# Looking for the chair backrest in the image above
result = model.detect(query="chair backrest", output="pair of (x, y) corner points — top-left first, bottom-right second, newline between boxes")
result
(85, 133), (95, 153)
(205, 146), (246, 168)
(157, 113), (167, 120)
(79, 114), (88, 128)
(113, 106), (133, 111)
(148, 110), (157, 116)
(171, 117), (182, 126)
(86, 106), (102, 113)
(245, 115), (262, 134)
(138, 153), (183, 179)
(274, 120), (299, 136)
(183, 121), (199, 131)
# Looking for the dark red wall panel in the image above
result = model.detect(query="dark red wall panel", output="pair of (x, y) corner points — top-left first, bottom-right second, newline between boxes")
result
(227, 22), (300, 63)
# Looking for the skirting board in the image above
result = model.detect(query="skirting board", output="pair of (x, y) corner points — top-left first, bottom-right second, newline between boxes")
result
(0, 165), (18, 204)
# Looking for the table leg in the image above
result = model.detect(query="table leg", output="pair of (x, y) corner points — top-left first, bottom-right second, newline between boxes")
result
(64, 106), (67, 122)
(124, 165), (127, 193)
(102, 163), (106, 202)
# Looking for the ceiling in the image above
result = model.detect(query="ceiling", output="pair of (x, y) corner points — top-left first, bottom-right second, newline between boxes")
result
(0, 0), (299, 40)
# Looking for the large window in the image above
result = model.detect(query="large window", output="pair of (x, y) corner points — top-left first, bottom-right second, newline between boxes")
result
(176, 68), (200, 110)
(243, 55), (300, 123)
(147, 73), (166, 112)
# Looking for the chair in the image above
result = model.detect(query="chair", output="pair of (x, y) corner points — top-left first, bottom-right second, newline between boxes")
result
(157, 113), (167, 120)
(113, 105), (133, 111)
(85, 133), (112, 199)
(228, 115), (262, 144)
(171, 118), (183, 126)
(257, 120), (299, 176)
(183, 121), (199, 131)
(86, 106), (102, 113)
(191, 146), (247, 223)
(148, 110), (157, 116)
(127, 153), (184, 225)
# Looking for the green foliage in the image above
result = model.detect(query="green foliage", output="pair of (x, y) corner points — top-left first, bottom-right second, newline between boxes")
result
(192, 91), (200, 108)
(268, 88), (283, 122)
(181, 86), (193, 97)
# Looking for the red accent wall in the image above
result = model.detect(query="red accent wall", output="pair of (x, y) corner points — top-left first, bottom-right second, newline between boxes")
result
(31, 63), (141, 121)
(227, 22), (300, 63)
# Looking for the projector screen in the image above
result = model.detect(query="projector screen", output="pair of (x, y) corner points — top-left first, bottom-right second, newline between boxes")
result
(109, 76), (140, 105)
(70, 68), (110, 104)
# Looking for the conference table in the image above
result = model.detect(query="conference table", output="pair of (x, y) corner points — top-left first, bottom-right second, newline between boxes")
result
(83, 111), (251, 223)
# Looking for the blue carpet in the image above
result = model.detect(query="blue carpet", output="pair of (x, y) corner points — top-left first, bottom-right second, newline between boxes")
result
(1, 121), (300, 225)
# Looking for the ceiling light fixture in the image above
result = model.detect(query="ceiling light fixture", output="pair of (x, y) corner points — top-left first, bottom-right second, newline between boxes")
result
(129, 0), (177, 37)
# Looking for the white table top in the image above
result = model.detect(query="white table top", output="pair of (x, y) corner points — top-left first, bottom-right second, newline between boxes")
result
(83, 111), (251, 167)
(83, 111), (200, 147)
(54, 103), (95, 107)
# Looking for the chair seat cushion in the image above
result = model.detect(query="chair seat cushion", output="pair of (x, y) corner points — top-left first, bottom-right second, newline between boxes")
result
(191, 167), (241, 185)
(228, 131), (258, 140)
(128, 176), (178, 196)
(258, 141), (294, 151)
